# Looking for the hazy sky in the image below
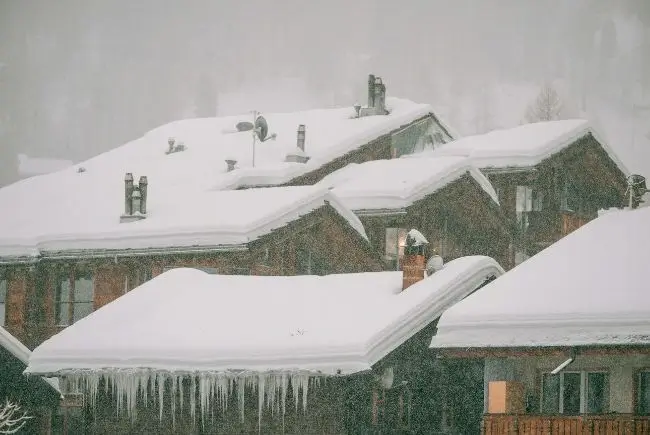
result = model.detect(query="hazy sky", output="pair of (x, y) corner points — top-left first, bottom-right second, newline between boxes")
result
(1, 0), (649, 182)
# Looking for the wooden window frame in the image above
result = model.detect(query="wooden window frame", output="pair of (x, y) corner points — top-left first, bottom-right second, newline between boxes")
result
(55, 266), (94, 327)
(540, 369), (609, 415)
(635, 368), (650, 416)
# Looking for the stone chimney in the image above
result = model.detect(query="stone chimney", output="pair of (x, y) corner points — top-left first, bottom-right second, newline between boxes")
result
(124, 173), (134, 215)
(367, 74), (376, 108)
(138, 176), (148, 214)
(402, 229), (429, 291)
(297, 124), (306, 152)
(120, 173), (147, 223)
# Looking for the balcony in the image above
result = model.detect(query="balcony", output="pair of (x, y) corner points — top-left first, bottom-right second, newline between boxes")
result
(483, 414), (650, 435)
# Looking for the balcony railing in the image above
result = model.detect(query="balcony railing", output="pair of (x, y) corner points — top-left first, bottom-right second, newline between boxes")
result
(483, 414), (650, 435)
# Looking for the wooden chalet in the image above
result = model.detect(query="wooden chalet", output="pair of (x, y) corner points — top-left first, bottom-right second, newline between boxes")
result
(428, 120), (629, 265)
(430, 207), (650, 434)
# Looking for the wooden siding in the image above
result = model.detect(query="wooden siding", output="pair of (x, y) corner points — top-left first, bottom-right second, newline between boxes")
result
(483, 414), (650, 435)
(7, 205), (381, 348)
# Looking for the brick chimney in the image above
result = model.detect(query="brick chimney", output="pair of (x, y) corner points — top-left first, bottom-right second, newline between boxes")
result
(402, 229), (429, 291)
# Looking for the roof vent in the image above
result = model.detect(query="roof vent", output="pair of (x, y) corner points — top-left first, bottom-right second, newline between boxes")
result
(120, 173), (148, 223)
(165, 137), (186, 154)
(285, 125), (310, 163)
(225, 159), (237, 172)
(426, 254), (444, 276)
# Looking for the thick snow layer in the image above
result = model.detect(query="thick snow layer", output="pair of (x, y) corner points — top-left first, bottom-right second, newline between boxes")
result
(416, 119), (629, 175)
(318, 156), (499, 212)
(17, 153), (73, 178)
(0, 186), (367, 258)
(0, 98), (429, 259)
(431, 206), (650, 349)
(26, 256), (502, 377)
(0, 327), (60, 395)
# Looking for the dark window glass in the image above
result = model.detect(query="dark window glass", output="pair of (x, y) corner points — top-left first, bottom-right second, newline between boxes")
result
(541, 373), (560, 414)
(587, 372), (609, 414)
(562, 372), (581, 415)
(639, 372), (650, 415)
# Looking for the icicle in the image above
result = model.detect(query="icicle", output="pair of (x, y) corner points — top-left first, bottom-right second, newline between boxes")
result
(190, 376), (197, 425)
(158, 372), (166, 422)
(199, 374), (209, 429)
(237, 378), (246, 423)
(171, 375), (177, 428)
(301, 374), (309, 412)
(178, 376), (184, 416)
(281, 374), (288, 418)
(257, 374), (266, 433)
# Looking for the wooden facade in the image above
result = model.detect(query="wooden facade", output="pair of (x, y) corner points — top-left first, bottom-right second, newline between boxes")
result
(2, 205), (382, 349)
(484, 133), (627, 261)
(360, 173), (514, 271)
(483, 414), (650, 435)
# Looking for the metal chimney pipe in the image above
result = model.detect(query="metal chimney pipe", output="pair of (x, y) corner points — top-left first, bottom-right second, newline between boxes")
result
(138, 176), (148, 214)
(297, 124), (306, 152)
(124, 173), (134, 215)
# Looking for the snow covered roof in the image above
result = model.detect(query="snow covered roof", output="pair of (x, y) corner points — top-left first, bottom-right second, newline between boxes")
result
(0, 326), (61, 396)
(0, 98), (433, 260)
(431, 206), (650, 350)
(17, 153), (73, 178)
(0, 186), (367, 260)
(26, 256), (503, 377)
(416, 119), (629, 175)
(318, 156), (499, 212)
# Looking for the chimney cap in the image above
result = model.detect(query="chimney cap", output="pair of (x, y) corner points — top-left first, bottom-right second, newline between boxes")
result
(139, 175), (148, 184)
(124, 172), (133, 181)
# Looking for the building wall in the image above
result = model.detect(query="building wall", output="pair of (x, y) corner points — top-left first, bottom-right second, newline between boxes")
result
(3, 206), (381, 349)
(485, 354), (650, 414)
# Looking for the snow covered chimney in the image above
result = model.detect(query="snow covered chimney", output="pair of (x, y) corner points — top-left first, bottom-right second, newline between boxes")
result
(120, 173), (147, 223)
(359, 74), (388, 117)
(373, 76), (387, 115)
(225, 159), (237, 172)
(402, 229), (429, 291)
(124, 173), (134, 215)
(297, 124), (306, 152)
(367, 74), (376, 108)
(138, 176), (148, 214)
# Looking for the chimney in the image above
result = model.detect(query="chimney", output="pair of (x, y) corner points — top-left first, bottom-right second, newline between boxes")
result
(167, 137), (175, 154)
(374, 77), (386, 115)
(402, 229), (429, 291)
(124, 173), (134, 215)
(138, 176), (148, 214)
(131, 189), (142, 215)
(367, 74), (376, 108)
(225, 159), (237, 172)
(297, 124), (306, 152)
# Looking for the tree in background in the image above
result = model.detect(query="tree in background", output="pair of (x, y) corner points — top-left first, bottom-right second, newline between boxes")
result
(0, 400), (32, 434)
(524, 83), (564, 123)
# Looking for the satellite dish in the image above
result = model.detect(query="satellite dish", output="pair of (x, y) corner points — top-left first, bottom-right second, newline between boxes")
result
(255, 115), (269, 142)
(236, 121), (254, 132)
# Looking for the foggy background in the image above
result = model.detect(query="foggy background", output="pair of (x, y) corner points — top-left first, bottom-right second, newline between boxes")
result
(1, 0), (649, 186)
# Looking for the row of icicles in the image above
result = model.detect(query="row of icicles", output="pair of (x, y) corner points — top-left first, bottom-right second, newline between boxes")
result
(62, 370), (321, 430)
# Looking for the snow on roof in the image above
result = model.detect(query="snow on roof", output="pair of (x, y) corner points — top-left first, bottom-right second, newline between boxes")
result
(0, 98), (431, 259)
(17, 154), (73, 178)
(318, 156), (499, 212)
(0, 186), (367, 259)
(431, 206), (650, 350)
(26, 256), (503, 377)
(0, 326), (61, 396)
(415, 119), (629, 175)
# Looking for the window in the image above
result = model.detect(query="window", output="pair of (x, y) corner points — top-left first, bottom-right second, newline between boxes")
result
(0, 277), (6, 327)
(126, 265), (153, 292)
(55, 267), (94, 326)
(296, 248), (330, 276)
(385, 228), (408, 271)
(638, 371), (650, 415)
(541, 371), (609, 415)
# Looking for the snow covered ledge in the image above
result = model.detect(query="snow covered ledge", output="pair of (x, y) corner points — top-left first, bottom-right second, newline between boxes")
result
(25, 256), (503, 425)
